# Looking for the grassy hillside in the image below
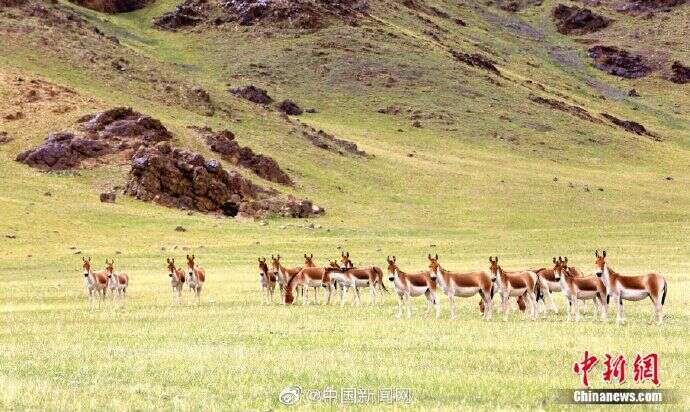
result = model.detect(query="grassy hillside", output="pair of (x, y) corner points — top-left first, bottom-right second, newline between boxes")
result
(0, 0), (688, 409)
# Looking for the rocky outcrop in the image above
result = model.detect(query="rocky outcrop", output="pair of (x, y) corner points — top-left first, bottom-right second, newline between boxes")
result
(153, 0), (207, 30)
(528, 94), (602, 124)
(450, 50), (500, 75)
(277, 99), (303, 115)
(0, 131), (12, 145)
(670, 61), (690, 84)
(297, 123), (369, 157)
(615, 0), (686, 15)
(588, 46), (651, 78)
(69, 0), (151, 13)
(221, 0), (369, 29)
(193, 127), (293, 185)
(15, 107), (172, 170)
(124, 142), (323, 218)
(228, 85), (273, 104)
(552, 4), (612, 35)
(601, 113), (658, 140)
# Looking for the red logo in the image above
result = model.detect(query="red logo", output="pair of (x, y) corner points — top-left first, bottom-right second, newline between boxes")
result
(574, 352), (660, 387)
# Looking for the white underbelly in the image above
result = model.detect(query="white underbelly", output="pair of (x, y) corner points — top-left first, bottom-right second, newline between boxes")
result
(509, 287), (526, 297)
(620, 287), (648, 301)
(545, 280), (562, 292)
(453, 286), (480, 297)
(576, 290), (598, 300)
(408, 285), (429, 297)
(305, 278), (322, 288)
(354, 278), (371, 288)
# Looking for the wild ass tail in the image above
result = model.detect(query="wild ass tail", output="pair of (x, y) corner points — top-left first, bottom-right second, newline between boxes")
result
(661, 280), (668, 305)
(373, 266), (388, 292)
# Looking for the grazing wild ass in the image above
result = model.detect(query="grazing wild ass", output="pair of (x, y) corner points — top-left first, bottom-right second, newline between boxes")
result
(489, 257), (539, 320)
(283, 264), (341, 305)
(185, 254), (206, 303)
(594, 250), (667, 325)
(258, 257), (277, 304)
(82, 257), (108, 304)
(166, 258), (185, 304)
(557, 257), (608, 321)
(335, 252), (387, 305)
(386, 256), (440, 319)
(105, 259), (129, 298)
(427, 254), (493, 320)
(271, 255), (302, 302)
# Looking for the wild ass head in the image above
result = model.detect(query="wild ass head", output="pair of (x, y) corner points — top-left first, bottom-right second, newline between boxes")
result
(386, 256), (398, 282)
(340, 252), (353, 270)
(186, 254), (196, 277)
(303, 253), (315, 267)
(82, 256), (92, 277)
(594, 250), (607, 278)
(427, 254), (440, 279)
(489, 256), (500, 282)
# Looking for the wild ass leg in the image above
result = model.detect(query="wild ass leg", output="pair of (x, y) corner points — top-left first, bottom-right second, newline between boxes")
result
(615, 294), (624, 325)
(370, 286), (376, 306)
(405, 292), (412, 319)
(448, 292), (457, 320)
(396, 293), (404, 318)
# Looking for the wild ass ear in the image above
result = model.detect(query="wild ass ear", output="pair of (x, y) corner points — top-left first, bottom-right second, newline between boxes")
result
(277, 254), (280, 260)
(594, 250), (599, 257)
(304, 253), (308, 259)
(346, 251), (349, 258)
(88, 256), (91, 262)
(310, 254), (313, 259)
(435, 254), (438, 260)
(392, 256), (396, 262)
(428, 253), (432, 261)
(602, 250), (606, 258)
(552, 257), (557, 264)
(564, 257), (568, 263)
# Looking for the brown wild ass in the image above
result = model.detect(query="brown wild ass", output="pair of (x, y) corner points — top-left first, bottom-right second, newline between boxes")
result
(531, 258), (565, 313)
(258, 257), (277, 304)
(166, 258), (185, 304)
(427, 254), (493, 320)
(557, 257), (608, 321)
(270, 255), (303, 302)
(335, 252), (387, 305)
(283, 264), (340, 305)
(82, 257), (108, 305)
(594, 250), (667, 325)
(386, 256), (440, 319)
(105, 259), (129, 299)
(186, 254), (206, 304)
(489, 256), (539, 320)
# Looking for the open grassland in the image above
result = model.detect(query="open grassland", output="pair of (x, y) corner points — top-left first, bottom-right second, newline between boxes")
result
(1, 0), (689, 409)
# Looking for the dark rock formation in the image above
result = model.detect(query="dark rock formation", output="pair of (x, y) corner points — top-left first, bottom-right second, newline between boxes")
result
(194, 127), (293, 185)
(16, 107), (172, 170)
(221, 0), (369, 29)
(670, 61), (690, 84)
(153, 0), (207, 30)
(100, 192), (116, 203)
(124, 142), (323, 218)
(528, 94), (601, 124)
(297, 124), (369, 157)
(0, 131), (11, 145)
(615, 0), (686, 15)
(228, 85), (273, 104)
(450, 50), (500, 75)
(588, 46), (651, 78)
(68, 0), (151, 13)
(277, 99), (303, 115)
(601, 113), (658, 139)
(552, 4), (612, 35)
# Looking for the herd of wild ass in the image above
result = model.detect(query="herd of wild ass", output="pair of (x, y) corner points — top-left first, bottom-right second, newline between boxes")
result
(82, 250), (668, 325)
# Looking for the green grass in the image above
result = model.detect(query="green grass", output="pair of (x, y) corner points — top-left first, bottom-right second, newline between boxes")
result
(0, 0), (689, 409)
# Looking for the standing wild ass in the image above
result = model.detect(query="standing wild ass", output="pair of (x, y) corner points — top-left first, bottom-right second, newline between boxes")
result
(105, 259), (129, 299)
(270, 255), (302, 303)
(335, 252), (387, 305)
(386, 256), (440, 319)
(427, 254), (493, 320)
(166, 258), (185, 304)
(558, 257), (608, 321)
(594, 250), (667, 325)
(82, 257), (108, 306)
(489, 257), (540, 320)
(258, 257), (277, 304)
(185, 254), (206, 304)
